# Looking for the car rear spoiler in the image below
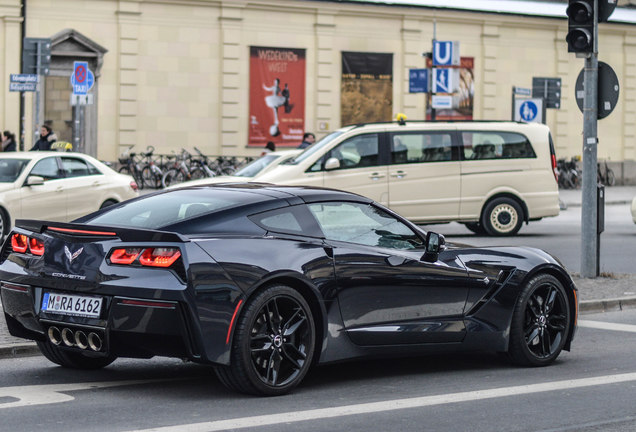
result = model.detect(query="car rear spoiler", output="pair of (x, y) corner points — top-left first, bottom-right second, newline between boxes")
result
(15, 219), (189, 243)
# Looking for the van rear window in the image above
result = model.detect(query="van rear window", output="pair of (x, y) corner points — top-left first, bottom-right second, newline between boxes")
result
(461, 132), (536, 160)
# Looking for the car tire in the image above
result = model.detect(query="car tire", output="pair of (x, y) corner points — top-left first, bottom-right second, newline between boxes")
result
(0, 208), (9, 241)
(100, 199), (118, 209)
(464, 222), (485, 235)
(217, 285), (316, 396)
(481, 197), (524, 236)
(508, 274), (571, 367)
(36, 341), (117, 370)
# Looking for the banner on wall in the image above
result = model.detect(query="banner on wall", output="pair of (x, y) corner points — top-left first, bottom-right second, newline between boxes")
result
(426, 57), (474, 120)
(248, 46), (306, 147)
(341, 52), (393, 126)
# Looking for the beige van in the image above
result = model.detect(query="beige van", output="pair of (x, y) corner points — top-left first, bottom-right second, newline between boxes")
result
(254, 121), (560, 236)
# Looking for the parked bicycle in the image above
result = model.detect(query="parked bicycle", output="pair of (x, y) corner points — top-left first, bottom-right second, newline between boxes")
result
(161, 148), (206, 188)
(597, 160), (616, 186)
(139, 146), (165, 189)
(118, 147), (145, 190)
(556, 157), (581, 190)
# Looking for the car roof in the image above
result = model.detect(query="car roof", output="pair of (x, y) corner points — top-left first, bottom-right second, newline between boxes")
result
(0, 151), (87, 160)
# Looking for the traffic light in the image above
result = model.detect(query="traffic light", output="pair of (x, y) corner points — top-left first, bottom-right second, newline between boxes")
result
(566, 0), (594, 53)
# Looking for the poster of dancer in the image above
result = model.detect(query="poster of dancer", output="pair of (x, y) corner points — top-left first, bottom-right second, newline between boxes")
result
(341, 52), (393, 126)
(248, 46), (306, 147)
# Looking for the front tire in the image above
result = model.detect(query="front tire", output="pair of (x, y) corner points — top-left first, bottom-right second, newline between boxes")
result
(508, 274), (571, 367)
(217, 285), (316, 396)
(481, 197), (524, 236)
(36, 341), (117, 370)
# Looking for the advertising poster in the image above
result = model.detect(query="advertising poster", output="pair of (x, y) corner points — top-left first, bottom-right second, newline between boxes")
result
(341, 52), (393, 126)
(427, 57), (474, 120)
(248, 46), (306, 147)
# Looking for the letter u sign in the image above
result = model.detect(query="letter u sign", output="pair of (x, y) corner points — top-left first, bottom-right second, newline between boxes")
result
(433, 41), (459, 66)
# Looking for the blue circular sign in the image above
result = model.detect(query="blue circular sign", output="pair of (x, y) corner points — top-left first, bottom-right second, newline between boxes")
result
(519, 101), (538, 122)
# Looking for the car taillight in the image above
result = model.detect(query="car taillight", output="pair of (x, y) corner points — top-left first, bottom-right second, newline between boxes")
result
(108, 247), (181, 268)
(28, 237), (45, 256)
(11, 234), (28, 253)
(130, 180), (139, 191)
(110, 248), (142, 265)
(139, 248), (181, 267)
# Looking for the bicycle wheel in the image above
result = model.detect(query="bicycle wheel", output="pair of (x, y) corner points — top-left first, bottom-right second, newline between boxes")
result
(161, 168), (180, 188)
(607, 168), (616, 186)
(189, 167), (206, 181)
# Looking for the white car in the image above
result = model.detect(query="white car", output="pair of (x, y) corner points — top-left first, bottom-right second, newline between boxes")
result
(0, 152), (139, 236)
(632, 196), (636, 224)
(170, 149), (302, 188)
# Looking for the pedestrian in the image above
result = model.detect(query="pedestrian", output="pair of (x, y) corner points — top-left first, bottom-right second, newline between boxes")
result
(261, 141), (276, 156)
(298, 132), (315, 149)
(1, 130), (17, 152)
(30, 124), (57, 151)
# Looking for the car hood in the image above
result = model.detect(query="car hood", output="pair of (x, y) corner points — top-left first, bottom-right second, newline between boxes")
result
(0, 181), (19, 193)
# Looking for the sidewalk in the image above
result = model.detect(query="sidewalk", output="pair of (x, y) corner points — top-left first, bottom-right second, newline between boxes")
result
(2, 186), (635, 359)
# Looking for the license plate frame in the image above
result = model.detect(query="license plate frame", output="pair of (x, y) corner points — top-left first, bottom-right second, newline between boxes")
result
(41, 292), (103, 318)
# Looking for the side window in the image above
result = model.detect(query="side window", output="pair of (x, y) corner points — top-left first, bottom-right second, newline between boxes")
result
(462, 132), (536, 160)
(391, 132), (453, 164)
(324, 133), (379, 171)
(250, 208), (303, 234)
(307, 201), (423, 250)
(61, 157), (99, 177)
(30, 157), (62, 181)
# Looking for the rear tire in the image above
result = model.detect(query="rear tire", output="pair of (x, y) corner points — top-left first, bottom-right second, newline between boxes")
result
(216, 285), (316, 396)
(481, 197), (524, 236)
(464, 222), (485, 235)
(100, 199), (118, 209)
(36, 341), (117, 370)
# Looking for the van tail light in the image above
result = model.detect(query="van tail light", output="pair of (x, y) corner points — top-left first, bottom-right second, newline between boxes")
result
(110, 248), (142, 265)
(28, 237), (45, 256)
(11, 234), (28, 253)
(139, 248), (181, 267)
(551, 154), (558, 183)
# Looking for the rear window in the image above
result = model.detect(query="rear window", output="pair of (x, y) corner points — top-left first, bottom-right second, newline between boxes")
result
(83, 189), (265, 229)
(0, 159), (29, 182)
(461, 131), (536, 160)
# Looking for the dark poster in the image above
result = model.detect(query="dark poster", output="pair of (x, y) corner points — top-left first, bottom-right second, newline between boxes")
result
(248, 46), (306, 147)
(341, 52), (393, 126)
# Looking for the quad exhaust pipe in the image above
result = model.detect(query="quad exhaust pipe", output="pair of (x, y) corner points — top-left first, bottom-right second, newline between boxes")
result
(47, 326), (103, 352)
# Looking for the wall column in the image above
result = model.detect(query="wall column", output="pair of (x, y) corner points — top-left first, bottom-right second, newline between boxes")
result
(401, 18), (423, 120)
(116, 0), (141, 155)
(315, 12), (335, 134)
(481, 24), (500, 119)
(555, 28), (570, 156)
(219, 5), (243, 154)
(623, 35), (636, 161)
(1, 13), (23, 135)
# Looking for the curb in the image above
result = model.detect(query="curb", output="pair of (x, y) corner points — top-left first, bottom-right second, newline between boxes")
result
(563, 200), (632, 208)
(579, 297), (636, 314)
(0, 343), (40, 359)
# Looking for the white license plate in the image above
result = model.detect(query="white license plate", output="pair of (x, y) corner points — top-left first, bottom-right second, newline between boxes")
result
(41, 292), (103, 318)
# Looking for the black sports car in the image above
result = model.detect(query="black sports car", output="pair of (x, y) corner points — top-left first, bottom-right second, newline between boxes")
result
(0, 184), (577, 395)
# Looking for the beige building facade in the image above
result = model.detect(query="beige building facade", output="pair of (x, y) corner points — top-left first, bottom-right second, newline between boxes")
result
(1, 0), (636, 179)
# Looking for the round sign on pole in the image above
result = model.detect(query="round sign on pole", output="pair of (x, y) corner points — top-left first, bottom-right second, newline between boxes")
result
(574, 61), (620, 120)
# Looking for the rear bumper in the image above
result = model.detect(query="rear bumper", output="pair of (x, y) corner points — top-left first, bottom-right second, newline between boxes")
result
(1, 282), (198, 360)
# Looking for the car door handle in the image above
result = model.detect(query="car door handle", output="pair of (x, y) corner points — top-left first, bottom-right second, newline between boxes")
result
(390, 170), (407, 179)
(92, 181), (103, 187)
(368, 172), (385, 180)
(56, 186), (64, 192)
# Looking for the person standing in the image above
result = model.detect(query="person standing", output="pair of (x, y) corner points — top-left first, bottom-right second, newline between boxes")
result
(1, 130), (17, 152)
(261, 141), (276, 156)
(298, 132), (315, 149)
(30, 125), (57, 151)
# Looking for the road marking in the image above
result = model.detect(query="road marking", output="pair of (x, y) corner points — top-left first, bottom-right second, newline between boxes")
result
(128, 372), (636, 432)
(0, 379), (172, 409)
(579, 320), (636, 333)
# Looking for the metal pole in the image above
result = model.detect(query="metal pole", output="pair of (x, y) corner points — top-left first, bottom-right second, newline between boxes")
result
(73, 101), (80, 151)
(581, 0), (599, 278)
(430, 20), (436, 121)
(34, 41), (41, 142)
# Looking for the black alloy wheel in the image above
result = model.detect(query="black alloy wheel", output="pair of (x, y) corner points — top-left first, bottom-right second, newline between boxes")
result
(508, 274), (571, 366)
(218, 285), (315, 396)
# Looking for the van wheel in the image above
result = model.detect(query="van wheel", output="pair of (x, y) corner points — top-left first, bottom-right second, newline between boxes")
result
(464, 222), (485, 235)
(482, 198), (523, 236)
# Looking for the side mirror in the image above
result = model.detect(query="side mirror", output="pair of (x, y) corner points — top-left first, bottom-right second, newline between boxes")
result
(324, 157), (340, 171)
(423, 231), (445, 262)
(26, 175), (45, 186)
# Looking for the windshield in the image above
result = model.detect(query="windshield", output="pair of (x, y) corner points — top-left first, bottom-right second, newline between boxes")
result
(233, 154), (280, 177)
(284, 130), (347, 165)
(0, 159), (29, 182)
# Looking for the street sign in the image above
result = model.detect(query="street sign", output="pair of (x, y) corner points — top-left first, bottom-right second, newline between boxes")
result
(431, 95), (453, 109)
(9, 82), (37, 92)
(532, 77), (561, 109)
(575, 62), (619, 120)
(22, 37), (51, 75)
(514, 98), (544, 123)
(70, 94), (94, 105)
(513, 86), (532, 97)
(432, 68), (459, 93)
(10, 74), (39, 83)
(409, 69), (428, 93)
(70, 61), (95, 95)
(432, 41), (460, 66)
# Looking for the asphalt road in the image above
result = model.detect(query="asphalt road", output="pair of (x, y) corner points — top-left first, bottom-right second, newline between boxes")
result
(1, 309), (636, 432)
(422, 203), (636, 275)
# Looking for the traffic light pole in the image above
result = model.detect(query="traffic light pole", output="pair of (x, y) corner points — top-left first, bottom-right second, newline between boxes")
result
(580, 0), (599, 278)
